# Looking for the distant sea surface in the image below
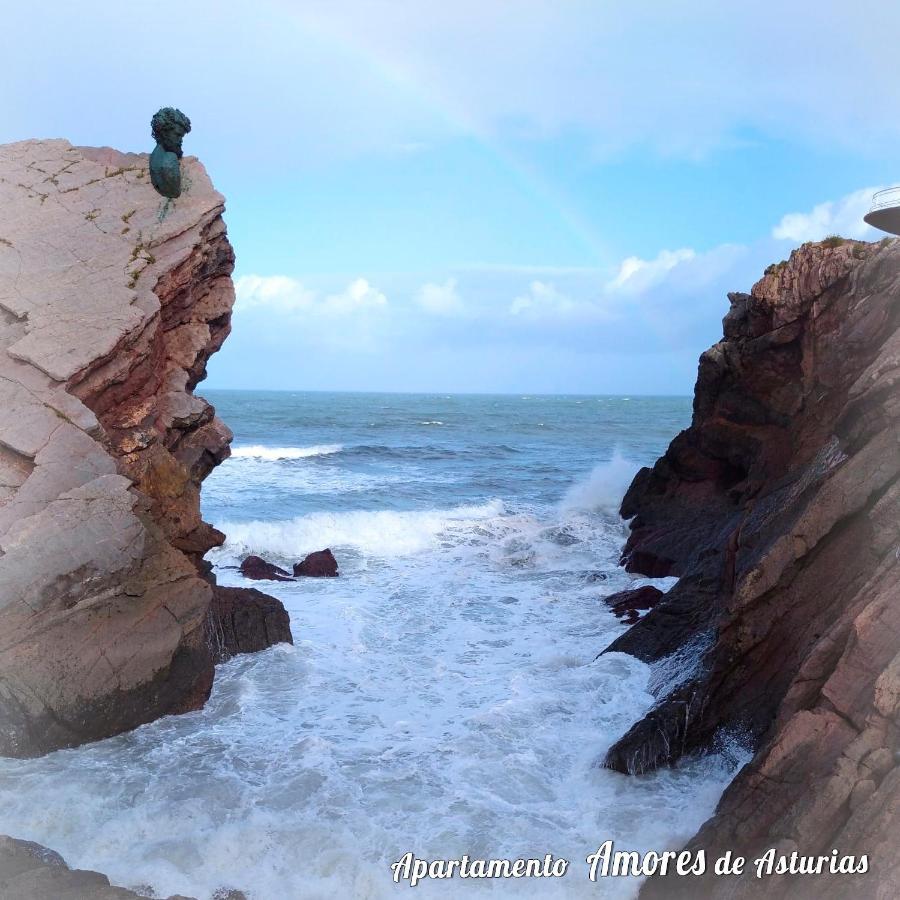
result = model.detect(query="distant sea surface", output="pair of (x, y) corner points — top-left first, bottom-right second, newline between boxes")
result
(0, 391), (747, 900)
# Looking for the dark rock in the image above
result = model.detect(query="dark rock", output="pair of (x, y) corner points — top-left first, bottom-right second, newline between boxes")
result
(622, 548), (677, 578)
(601, 239), (900, 899)
(603, 682), (703, 774)
(722, 291), (750, 339)
(293, 548), (339, 578)
(603, 585), (664, 625)
(208, 586), (293, 662)
(239, 554), (294, 581)
(601, 574), (718, 663)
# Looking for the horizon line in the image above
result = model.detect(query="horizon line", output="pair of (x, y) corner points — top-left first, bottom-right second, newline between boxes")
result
(202, 386), (693, 399)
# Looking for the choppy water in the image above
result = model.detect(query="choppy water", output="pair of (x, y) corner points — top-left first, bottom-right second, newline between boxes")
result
(0, 391), (746, 899)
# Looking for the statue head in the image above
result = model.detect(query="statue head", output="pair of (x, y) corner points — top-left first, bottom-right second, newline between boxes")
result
(150, 107), (191, 157)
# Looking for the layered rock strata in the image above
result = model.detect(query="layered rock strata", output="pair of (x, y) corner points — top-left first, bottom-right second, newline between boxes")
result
(600, 238), (899, 898)
(0, 139), (290, 759)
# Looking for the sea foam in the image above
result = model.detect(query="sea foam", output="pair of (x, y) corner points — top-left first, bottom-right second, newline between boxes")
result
(215, 499), (506, 560)
(0, 393), (737, 900)
(230, 444), (344, 460)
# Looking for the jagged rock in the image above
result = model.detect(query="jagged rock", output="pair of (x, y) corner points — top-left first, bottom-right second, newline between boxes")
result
(239, 554), (294, 581)
(294, 548), (339, 577)
(0, 139), (289, 759)
(599, 238), (899, 899)
(603, 585), (663, 625)
(208, 586), (293, 661)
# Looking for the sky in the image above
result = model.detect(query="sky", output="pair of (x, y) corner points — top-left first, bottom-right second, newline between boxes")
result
(3, 1), (899, 394)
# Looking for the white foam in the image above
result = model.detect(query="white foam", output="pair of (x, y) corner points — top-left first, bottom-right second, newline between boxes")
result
(0, 488), (742, 900)
(214, 499), (506, 560)
(559, 450), (640, 515)
(230, 444), (344, 460)
(647, 629), (716, 699)
(0, 439), (742, 900)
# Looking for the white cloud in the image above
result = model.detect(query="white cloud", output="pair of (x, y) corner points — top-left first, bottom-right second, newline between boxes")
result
(772, 187), (883, 242)
(607, 248), (696, 294)
(322, 278), (388, 314)
(234, 275), (316, 313)
(503, 244), (746, 326)
(216, 235), (775, 390)
(234, 275), (387, 316)
(510, 281), (584, 318)
(416, 278), (464, 316)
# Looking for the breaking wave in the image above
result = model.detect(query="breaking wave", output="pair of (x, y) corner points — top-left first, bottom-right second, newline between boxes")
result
(0, 392), (739, 900)
(215, 499), (506, 560)
(230, 444), (344, 461)
(559, 450), (640, 515)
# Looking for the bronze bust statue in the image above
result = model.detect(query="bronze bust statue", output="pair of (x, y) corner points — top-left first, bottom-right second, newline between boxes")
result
(149, 107), (191, 198)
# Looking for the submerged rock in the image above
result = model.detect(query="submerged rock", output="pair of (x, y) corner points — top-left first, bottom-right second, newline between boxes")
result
(239, 554), (294, 581)
(208, 586), (294, 661)
(601, 238), (900, 899)
(294, 548), (339, 577)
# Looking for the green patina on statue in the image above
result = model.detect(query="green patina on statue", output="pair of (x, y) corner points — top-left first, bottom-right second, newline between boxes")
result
(149, 107), (191, 199)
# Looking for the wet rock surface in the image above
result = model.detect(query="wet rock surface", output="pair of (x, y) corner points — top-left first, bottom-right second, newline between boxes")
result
(603, 585), (664, 625)
(239, 554), (294, 581)
(601, 238), (900, 898)
(208, 585), (294, 661)
(293, 548), (339, 577)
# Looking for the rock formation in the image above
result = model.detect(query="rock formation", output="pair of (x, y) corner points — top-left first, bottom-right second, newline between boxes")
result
(0, 139), (291, 759)
(208, 586), (293, 661)
(0, 833), (250, 899)
(602, 585), (664, 625)
(601, 238), (899, 897)
(0, 834), (173, 899)
(239, 554), (294, 581)
(238, 549), (340, 580)
(294, 547), (339, 577)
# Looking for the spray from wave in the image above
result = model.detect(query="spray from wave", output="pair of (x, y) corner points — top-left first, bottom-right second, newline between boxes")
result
(215, 499), (506, 560)
(230, 444), (343, 461)
(559, 450), (639, 515)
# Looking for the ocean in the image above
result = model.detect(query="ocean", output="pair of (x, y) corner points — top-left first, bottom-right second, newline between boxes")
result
(0, 391), (746, 899)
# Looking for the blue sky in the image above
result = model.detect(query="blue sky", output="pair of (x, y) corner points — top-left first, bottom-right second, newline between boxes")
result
(3, 1), (898, 393)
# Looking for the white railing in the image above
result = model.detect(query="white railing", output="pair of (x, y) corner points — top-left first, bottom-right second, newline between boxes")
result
(869, 187), (900, 212)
